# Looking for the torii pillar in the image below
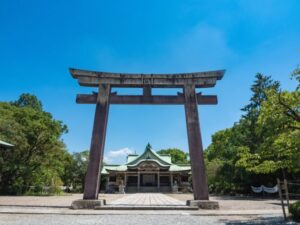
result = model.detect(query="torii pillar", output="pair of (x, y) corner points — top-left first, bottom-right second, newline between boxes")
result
(83, 84), (110, 199)
(184, 84), (209, 200)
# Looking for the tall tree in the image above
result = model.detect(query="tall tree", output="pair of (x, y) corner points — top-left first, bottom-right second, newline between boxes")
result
(205, 73), (282, 193)
(0, 94), (68, 194)
(240, 73), (280, 153)
(237, 85), (300, 176)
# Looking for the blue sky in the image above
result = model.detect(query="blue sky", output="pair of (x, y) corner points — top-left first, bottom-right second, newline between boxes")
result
(0, 0), (299, 164)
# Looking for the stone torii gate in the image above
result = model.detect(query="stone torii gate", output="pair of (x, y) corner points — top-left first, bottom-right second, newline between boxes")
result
(70, 68), (225, 208)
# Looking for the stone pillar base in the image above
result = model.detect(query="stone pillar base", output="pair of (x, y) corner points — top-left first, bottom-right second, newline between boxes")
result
(186, 200), (219, 210)
(71, 199), (106, 209)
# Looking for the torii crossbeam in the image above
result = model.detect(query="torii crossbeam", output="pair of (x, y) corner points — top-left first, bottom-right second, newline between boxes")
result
(70, 68), (225, 202)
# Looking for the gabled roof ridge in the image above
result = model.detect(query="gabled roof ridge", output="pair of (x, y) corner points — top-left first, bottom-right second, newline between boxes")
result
(126, 147), (171, 166)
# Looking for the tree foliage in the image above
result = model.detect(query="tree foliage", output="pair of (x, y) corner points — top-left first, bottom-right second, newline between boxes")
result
(0, 94), (69, 194)
(237, 85), (300, 175)
(11, 93), (43, 112)
(206, 70), (300, 194)
(157, 148), (189, 164)
(65, 150), (89, 192)
(292, 66), (300, 91)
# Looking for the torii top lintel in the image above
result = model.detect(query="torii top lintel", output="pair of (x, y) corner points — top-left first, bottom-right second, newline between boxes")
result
(70, 68), (225, 88)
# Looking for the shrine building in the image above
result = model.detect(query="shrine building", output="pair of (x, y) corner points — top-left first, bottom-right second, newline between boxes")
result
(102, 147), (191, 193)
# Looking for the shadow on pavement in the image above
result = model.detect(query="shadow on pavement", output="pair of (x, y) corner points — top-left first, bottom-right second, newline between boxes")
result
(219, 216), (298, 225)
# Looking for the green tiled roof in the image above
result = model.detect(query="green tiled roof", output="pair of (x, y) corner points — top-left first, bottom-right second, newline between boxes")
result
(126, 154), (139, 163)
(102, 148), (191, 174)
(101, 165), (127, 174)
(127, 148), (171, 168)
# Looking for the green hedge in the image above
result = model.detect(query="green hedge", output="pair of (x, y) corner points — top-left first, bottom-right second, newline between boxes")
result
(289, 201), (300, 220)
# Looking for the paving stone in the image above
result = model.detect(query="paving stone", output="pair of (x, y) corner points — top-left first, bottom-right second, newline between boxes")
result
(109, 193), (186, 206)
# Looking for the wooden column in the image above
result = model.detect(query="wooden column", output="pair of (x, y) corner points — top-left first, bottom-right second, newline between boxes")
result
(157, 171), (160, 191)
(83, 84), (110, 200)
(137, 171), (140, 192)
(106, 175), (109, 192)
(184, 84), (209, 200)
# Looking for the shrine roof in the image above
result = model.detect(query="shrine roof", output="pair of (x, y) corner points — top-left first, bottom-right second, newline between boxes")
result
(126, 148), (171, 167)
(101, 148), (191, 174)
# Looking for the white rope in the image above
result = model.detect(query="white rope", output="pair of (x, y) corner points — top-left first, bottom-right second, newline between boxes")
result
(262, 185), (278, 193)
(251, 185), (278, 193)
(251, 186), (263, 193)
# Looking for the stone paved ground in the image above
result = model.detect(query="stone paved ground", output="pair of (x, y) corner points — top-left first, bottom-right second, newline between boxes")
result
(167, 193), (292, 211)
(0, 214), (297, 225)
(110, 193), (185, 206)
(0, 194), (295, 224)
(0, 194), (122, 207)
(0, 193), (287, 211)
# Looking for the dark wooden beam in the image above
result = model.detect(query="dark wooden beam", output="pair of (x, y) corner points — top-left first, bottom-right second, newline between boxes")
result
(83, 84), (110, 200)
(76, 94), (217, 105)
(70, 68), (225, 88)
(143, 86), (151, 96)
(184, 84), (209, 200)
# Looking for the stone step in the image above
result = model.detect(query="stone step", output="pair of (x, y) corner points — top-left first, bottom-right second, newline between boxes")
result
(95, 205), (199, 210)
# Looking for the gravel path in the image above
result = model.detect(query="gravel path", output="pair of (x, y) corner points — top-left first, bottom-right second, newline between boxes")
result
(0, 194), (295, 224)
(0, 214), (296, 225)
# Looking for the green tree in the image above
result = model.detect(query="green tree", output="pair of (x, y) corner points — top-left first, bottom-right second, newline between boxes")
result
(240, 73), (279, 154)
(205, 127), (252, 194)
(11, 93), (43, 111)
(237, 87), (300, 176)
(0, 94), (69, 194)
(70, 150), (89, 191)
(292, 66), (300, 91)
(205, 73), (281, 193)
(157, 148), (189, 164)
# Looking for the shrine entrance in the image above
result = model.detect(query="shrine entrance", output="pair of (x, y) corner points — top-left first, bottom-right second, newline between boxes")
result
(141, 174), (156, 187)
(70, 68), (225, 202)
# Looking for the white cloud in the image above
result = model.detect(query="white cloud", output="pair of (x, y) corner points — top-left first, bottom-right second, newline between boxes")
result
(104, 147), (134, 164)
(108, 147), (133, 157)
(103, 155), (112, 164)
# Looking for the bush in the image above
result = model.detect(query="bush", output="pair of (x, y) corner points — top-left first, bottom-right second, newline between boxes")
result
(49, 186), (63, 195)
(289, 201), (300, 220)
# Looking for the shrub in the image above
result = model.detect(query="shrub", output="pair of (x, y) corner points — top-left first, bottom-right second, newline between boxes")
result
(289, 201), (300, 220)
(49, 186), (63, 195)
